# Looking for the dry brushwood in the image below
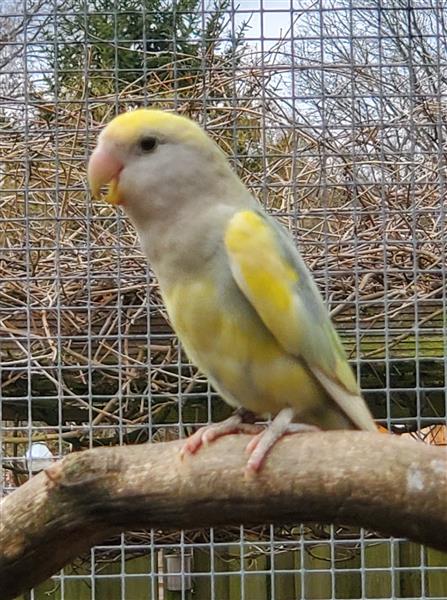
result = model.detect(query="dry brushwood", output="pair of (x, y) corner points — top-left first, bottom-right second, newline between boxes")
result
(1, 432), (447, 600)
(1, 36), (446, 431)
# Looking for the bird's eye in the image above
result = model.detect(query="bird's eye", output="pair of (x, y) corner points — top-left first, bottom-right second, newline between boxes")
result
(139, 136), (158, 153)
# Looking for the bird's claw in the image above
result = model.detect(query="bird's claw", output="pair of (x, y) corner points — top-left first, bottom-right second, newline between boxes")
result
(180, 408), (320, 476)
(180, 418), (263, 459)
(244, 419), (320, 474)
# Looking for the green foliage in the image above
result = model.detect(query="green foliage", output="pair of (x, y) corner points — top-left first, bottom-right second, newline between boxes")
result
(46, 0), (237, 97)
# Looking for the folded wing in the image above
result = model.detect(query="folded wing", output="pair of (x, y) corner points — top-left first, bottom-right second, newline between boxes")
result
(224, 209), (376, 432)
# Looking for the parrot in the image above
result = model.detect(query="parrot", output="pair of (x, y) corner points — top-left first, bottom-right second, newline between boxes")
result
(88, 109), (377, 473)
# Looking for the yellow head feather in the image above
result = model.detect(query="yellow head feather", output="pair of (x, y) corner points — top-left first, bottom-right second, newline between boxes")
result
(101, 108), (209, 147)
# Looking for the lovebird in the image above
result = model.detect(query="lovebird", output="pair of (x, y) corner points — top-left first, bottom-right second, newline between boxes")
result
(88, 109), (377, 472)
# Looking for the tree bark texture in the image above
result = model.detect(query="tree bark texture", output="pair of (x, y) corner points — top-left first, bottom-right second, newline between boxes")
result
(0, 432), (446, 600)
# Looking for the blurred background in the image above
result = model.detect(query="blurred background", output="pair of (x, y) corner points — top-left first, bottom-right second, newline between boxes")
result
(1, 0), (446, 598)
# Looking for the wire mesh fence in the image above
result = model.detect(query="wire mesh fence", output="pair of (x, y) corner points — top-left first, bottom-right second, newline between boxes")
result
(1, 0), (446, 598)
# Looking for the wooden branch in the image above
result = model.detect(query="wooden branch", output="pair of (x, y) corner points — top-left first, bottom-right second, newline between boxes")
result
(1, 432), (446, 600)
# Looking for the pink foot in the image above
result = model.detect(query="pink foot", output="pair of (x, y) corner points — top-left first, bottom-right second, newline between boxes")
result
(245, 408), (319, 474)
(180, 412), (263, 458)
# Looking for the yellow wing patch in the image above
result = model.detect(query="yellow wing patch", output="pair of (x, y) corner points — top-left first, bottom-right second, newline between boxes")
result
(224, 211), (298, 315)
(224, 210), (304, 353)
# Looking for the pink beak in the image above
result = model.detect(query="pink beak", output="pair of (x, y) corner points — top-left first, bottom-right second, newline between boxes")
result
(88, 144), (124, 205)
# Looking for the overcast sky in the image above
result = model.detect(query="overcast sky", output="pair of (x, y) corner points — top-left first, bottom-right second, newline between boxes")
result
(233, 1), (291, 46)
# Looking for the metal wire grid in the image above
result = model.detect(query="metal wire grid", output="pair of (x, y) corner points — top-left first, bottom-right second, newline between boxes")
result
(1, 0), (446, 598)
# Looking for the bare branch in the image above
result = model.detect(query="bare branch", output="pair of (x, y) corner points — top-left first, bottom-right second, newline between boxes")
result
(0, 432), (446, 599)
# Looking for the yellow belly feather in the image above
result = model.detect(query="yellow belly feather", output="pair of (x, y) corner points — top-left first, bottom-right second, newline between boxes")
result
(163, 278), (325, 417)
